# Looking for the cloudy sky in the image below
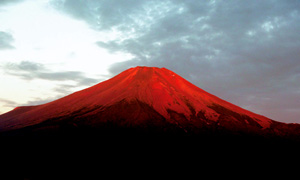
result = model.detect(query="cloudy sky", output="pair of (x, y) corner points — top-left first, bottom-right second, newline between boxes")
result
(0, 0), (299, 123)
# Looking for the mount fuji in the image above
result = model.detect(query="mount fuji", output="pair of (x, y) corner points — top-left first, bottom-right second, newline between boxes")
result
(1, 66), (299, 142)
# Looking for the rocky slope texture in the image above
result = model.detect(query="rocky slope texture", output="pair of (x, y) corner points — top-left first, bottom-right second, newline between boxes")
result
(0, 66), (299, 142)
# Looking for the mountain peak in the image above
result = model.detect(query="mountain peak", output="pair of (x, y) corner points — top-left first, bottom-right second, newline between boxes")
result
(117, 66), (178, 83)
(132, 66), (163, 69)
(129, 66), (169, 74)
(129, 66), (173, 75)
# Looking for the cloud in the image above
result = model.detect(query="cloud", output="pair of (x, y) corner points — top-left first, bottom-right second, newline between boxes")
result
(0, 98), (18, 108)
(21, 96), (60, 106)
(0, 0), (23, 6)
(4, 61), (98, 87)
(0, 31), (15, 49)
(1, 61), (104, 110)
(52, 0), (153, 31)
(1, 96), (59, 109)
(53, 0), (300, 123)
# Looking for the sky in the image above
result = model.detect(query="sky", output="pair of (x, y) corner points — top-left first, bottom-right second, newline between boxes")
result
(0, 0), (299, 124)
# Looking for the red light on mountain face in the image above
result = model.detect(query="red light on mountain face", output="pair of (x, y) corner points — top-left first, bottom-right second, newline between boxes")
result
(0, 66), (299, 141)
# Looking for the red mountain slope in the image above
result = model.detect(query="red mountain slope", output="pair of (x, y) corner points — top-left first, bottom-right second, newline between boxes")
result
(0, 66), (299, 139)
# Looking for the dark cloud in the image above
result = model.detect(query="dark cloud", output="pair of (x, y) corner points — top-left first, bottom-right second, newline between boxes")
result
(0, 31), (14, 49)
(52, 0), (300, 123)
(4, 61), (99, 87)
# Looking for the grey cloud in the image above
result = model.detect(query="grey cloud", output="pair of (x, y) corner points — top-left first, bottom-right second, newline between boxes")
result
(2, 61), (104, 109)
(38, 71), (86, 81)
(0, 31), (14, 49)
(0, 98), (18, 108)
(94, 0), (145, 30)
(0, 0), (23, 6)
(52, 0), (170, 31)
(53, 84), (77, 95)
(4, 61), (98, 87)
(54, 0), (300, 123)
(52, 0), (95, 25)
(6, 61), (44, 71)
(22, 97), (57, 106)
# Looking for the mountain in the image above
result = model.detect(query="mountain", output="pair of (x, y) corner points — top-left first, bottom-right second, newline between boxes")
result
(0, 66), (299, 142)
